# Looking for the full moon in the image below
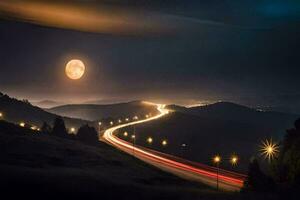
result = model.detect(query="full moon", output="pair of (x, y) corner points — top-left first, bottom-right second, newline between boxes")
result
(65, 59), (85, 80)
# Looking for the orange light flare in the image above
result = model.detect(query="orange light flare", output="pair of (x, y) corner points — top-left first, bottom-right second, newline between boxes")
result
(213, 155), (221, 164)
(260, 139), (279, 161)
(230, 155), (238, 166)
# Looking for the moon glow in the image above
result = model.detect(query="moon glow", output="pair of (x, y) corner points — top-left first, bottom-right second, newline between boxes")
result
(65, 59), (85, 80)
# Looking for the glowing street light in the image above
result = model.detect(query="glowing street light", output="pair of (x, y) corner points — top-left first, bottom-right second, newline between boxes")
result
(30, 126), (37, 130)
(133, 116), (138, 120)
(147, 137), (153, 144)
(110, 121), (114, 125)
(230, 155), (238, 166)
(123, 131), (128, 137)
(162, 140), (167, 146)
(19, 122), (25, 127)
(70, 127), (76, 133)
(260, 139), (279, 162)
(118, 119), (122, 123)
(213, 155), (221, 190)
(0, 112), (3, 118)
(131, 134), (136, 156)
(145, 114), (149, 118)
(98, 122), (102, 133)
(213, 155), (221, 164)
(125, 118), (129, 122)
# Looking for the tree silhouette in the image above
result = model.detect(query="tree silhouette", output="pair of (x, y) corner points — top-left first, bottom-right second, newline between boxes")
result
(41, 122), (51, 134)
(243, 158), (275, 192)
(51, 117), (68, 138)
(273, 118), (300, 189)
(76, 124), (99, 145)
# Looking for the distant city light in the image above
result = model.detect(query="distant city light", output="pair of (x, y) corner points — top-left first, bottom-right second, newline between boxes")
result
(118, 119), (122, 123)
(131, 134), (136, 139)
(125, 118), (129, 121)
(133, 116), (138, 120)
(98, 122), (102, 126)
(123, 131), (128, 137)
(30, 126), (37, 130)
(70, 127), (76, 133)
(19, 122), (25, 127)
(0, 112), (3, 118)
(110, 121), (113, 125)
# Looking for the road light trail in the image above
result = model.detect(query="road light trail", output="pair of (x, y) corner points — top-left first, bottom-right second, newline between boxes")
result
(102, 103), (246, 191)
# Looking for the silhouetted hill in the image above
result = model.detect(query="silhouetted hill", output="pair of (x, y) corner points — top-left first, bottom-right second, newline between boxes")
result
(167, 102), (298, 130)
(48, 101), (159, 121)
(0, 93), (90, 129)
(31, 100), (65, 108)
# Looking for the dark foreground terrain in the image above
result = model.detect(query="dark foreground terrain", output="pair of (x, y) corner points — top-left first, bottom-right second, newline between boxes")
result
(0, 120), (277, 200)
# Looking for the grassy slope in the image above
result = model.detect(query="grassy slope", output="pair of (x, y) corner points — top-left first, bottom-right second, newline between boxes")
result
(0, 93), (91, 129)
(0, 120), (205, 199)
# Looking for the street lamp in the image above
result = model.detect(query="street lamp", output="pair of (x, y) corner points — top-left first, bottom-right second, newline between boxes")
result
(70, 127), (76, 133)
(125, 118), (129, 122)
(230, 155), (238, 166)
(118, 119), (122, 123)
(131, 134), (136, 156)
(98, 122), (102, 133)
(145, 114), (149, 118)
(110, 121), (113, 126)
(260, 139), (279, 162)
(133, 116), (138, 120)
(147, 137), (153, 144)
(162, 140), (167, 146)
(123, 131), (128, 137)
(213, 155), (221, 190)
(0, 112), (3, 118)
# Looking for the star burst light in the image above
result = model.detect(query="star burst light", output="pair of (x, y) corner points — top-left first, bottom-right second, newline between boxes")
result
(260, 139), (279, 161)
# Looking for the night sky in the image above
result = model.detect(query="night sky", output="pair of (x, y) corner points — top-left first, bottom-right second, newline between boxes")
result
(0, 0), (300, 106)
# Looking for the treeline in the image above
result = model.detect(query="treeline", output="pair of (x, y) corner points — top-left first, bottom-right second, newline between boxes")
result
(41, 117), (99, 145)
(243, 118), (300, 199)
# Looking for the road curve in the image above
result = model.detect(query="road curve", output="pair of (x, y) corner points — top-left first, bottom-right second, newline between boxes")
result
(102, 104), (246, 191)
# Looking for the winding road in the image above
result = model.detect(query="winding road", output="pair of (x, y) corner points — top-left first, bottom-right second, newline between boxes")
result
(102, 104), (246, 191)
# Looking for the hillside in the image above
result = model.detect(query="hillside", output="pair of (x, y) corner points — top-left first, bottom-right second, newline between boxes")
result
(48, 101), (159, 121)
(167, 102), (298, 135)
(121, 103), (299, 172)
(0, 93), (91, 129)
(0, 119), (213, 199)
(31, 100), (65, 109)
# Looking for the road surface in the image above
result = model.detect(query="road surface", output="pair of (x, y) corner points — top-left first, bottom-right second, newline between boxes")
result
(102, 104), (246, 191)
